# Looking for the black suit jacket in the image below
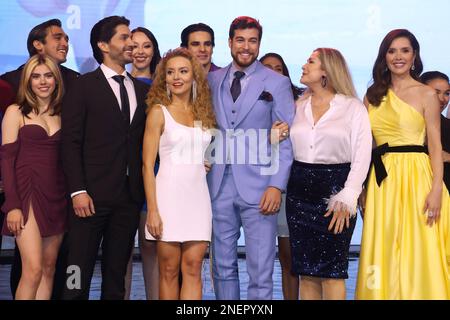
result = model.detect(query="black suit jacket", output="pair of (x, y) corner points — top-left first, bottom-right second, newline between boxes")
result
(0, 64), (79, 96)
(61, 67), (148, 205)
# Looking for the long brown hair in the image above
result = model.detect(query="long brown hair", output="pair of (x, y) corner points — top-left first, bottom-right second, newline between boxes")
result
(17, 54), (64, 116)
(366, 29), (423, 106)
(146, 47), (216, 129)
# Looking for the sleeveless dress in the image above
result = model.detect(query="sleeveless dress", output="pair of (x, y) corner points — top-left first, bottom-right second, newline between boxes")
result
(145, 105), (212, 242)
(1, 124), (67, 237)
(356, 89), (450, 299)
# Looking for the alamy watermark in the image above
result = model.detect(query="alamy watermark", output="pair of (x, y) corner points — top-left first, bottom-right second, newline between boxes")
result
(66, 265), (81, 290)
(171, 121), (283, 176)
(365, 265), (381, 290)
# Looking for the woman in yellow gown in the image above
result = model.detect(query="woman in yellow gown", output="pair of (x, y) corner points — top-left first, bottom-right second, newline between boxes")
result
(356, 29), (450, 300)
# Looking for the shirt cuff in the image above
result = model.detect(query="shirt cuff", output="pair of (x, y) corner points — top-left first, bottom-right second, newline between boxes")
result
(71, 190), (87, 198)
(326, 187), (360, 217)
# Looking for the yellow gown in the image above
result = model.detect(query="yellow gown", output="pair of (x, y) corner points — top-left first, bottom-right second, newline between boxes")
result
(356, 89), (450, 300)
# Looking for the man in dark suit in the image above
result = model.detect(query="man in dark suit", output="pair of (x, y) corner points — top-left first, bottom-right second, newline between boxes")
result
(1, 19), (79, 97)
(61, 16), (148, 300)
(0, 18), (79, 300)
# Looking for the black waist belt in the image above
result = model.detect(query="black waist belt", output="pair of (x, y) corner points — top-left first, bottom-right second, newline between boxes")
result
(372, 143), (428, 186)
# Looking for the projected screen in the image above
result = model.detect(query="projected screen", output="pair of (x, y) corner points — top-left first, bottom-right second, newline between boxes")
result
(0, 0), (448, 246)
(1, 0), (449, 98)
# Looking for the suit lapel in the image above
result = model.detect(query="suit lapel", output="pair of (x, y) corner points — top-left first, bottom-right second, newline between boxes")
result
(214, 65), (232, 128)
(94, 68), (125, 125)
(129, 75), (146, 129)
(234, 63), (266, 126)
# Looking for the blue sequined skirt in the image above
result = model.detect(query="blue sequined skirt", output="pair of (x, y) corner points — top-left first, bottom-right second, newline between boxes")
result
(286, 161), (356, 279)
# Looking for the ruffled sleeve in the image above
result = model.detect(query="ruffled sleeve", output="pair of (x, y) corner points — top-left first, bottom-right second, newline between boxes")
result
(1, 141), (22, 214)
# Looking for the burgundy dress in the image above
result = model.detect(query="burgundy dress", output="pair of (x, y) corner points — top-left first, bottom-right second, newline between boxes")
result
(1, 124), (67, 237)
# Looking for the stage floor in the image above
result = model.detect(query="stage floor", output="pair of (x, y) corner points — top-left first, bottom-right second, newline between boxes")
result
(0, 257), (359, 300)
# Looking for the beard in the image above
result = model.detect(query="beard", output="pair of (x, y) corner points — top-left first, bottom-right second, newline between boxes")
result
(231, 51), (258, 69)
(110, 46), (133, 65)
(122, 47), (134, 64)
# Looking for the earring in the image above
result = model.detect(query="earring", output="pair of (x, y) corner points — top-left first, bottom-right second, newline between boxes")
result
(192, 80), (197, 102)
(321, 76), (327, 88)
(411, 64), (416, 71)
(166, 84), (171, 100)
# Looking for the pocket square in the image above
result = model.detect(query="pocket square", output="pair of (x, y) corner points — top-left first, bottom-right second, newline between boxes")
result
(258, 91), (273, 102)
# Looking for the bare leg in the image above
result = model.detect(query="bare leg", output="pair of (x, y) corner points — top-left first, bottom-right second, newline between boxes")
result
(157, 242), (181, 300)
(138, 212), (159, 300)
(35, 233), (63, 300)
(322, 278), (346, 300)
(300, 276), (322, 300)
(180, 241), (208, 300)
(278, 237), (299, 300)
(15, 207), (43, 300)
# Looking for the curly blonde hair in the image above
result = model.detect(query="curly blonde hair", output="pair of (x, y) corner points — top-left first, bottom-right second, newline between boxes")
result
(146, 47), (216, 129)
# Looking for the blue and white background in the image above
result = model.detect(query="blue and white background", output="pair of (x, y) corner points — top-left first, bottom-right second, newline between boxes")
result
(1, 0), (449, 246)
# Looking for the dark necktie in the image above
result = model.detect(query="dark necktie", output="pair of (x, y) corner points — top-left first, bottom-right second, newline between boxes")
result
(112, 75), (130, 124)
(230, 71), (245, 102)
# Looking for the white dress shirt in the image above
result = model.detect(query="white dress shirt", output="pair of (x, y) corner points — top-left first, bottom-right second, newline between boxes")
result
(70, 64), (138, 199)
(228, 61), (257, 94)
(100, 63), (138, 122)
(290, 94), (372, 215)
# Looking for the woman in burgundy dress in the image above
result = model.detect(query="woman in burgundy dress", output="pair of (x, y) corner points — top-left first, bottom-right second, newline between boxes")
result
(1, 54), (67, 300)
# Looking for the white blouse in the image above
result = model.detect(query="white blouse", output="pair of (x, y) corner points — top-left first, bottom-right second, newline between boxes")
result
(290, 94), (372, 215)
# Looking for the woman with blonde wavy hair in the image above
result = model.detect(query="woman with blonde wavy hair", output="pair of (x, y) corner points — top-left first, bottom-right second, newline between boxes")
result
(1, 54), (67, 299)
(284, 48), (372, 299)
(142, 47), (215, 299)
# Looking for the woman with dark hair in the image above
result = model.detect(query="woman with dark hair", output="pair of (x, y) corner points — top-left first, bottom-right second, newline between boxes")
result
(420, 71), (450, 193)
(260, 52), (303, 300)
(260, 53), (304, 101)
(130, 27), (161, 85)
(356, 29), (450, 299)
(124, 26), (161, 300)
(1, 54), (67, 299)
